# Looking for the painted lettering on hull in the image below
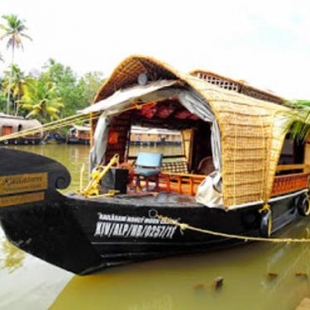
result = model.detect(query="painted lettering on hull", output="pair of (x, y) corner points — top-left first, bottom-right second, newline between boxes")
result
(0, 173), (48, 195)
(0, 192), (45, 207)
(94, 213), (177, 239)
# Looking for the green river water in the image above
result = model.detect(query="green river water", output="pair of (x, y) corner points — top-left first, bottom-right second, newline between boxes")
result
(0, 144), (310, 309)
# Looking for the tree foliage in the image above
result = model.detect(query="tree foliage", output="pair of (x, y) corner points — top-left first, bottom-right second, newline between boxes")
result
(18, 77), (64, 123)
(0, 58), (105, 123)
(0, 14), (32, 114)
(0, 15), (106, 124)
(39, 59), (105, 119)
(2, 64), (28, 114)
(0, 14), (32, 54)
(0, 87), (6, 111)
(284, 100), (310, 141)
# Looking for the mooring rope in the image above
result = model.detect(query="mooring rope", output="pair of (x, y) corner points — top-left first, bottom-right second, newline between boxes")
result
(156, 215), (310, 243)
(0, 100), (157, 142)
(0, 112), (98, 142)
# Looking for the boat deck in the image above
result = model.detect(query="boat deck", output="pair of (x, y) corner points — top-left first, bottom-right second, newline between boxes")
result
(67, 190), (201, 208)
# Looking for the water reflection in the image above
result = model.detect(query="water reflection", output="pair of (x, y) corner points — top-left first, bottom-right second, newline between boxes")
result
(0, 239), (25, 273)
(51, 220), (310, 310)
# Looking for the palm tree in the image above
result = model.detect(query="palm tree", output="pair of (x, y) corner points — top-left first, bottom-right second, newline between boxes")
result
(2, 64), (27, 115)
(0, 76), (6, 111)
(18, 78), (64, 123)
(284, 100), (310, 141)
(0, 14), (32, 115)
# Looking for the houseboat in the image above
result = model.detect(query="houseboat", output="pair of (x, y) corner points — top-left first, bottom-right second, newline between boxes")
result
(0, 55), (309, 275)
(0, 113), (43, 145)
(130, 125), (181, 146)
(66, 124), (90, 144)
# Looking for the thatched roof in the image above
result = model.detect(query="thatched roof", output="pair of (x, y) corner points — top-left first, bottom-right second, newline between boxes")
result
(93, 55), (291, 207)
(189, 69), (284, 105)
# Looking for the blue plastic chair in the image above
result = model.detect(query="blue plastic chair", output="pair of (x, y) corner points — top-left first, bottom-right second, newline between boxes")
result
(134, 152), (163, 191)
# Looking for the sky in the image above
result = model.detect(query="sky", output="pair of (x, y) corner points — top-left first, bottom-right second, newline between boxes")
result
(0, 0), (310, 100)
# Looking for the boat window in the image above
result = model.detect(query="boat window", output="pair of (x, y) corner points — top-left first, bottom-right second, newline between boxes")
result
(2, 126), (13, 135)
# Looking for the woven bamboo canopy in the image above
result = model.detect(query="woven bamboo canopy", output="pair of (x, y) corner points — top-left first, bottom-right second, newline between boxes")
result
(93, 55), (292, 207)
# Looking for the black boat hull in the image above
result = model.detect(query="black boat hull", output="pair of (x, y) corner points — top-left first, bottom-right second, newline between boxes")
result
(0, 148), (307, 274)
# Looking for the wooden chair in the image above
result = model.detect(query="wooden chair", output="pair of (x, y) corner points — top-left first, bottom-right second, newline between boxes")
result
(134, 152), (163, 191)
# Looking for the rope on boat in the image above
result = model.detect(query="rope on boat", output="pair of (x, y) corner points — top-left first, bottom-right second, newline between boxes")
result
(0, 101), (158, 142)
(156, 215), (310, 243)
(0, 112), (97, 142)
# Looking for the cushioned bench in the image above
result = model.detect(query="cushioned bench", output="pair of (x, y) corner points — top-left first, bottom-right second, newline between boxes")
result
(161, 161), (189, 174)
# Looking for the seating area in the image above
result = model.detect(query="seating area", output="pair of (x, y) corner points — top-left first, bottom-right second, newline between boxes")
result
(161, 160), (189, 174)
(134, 152), (163, 191)
(129, 153), (215, 195)
(160, 159), (200, 195)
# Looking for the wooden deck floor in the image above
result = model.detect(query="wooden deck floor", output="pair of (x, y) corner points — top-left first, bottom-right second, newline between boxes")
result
(70, 190), (200, 208)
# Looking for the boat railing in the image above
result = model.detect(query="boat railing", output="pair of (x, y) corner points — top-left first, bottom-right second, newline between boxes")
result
(159, 163), (310, 197)
(159, 172), (205, 195)
(271, 171), (310, 196)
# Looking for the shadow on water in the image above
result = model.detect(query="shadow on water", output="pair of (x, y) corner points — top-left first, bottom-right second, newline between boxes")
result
(51, 219), (310, 310)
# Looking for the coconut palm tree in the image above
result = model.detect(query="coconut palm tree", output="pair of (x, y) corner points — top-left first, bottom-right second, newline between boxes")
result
(18, 78), (64, 123)
(284, 100), (310, 142)
(0, 14), (32, 114)
(2, 64), (28, 115)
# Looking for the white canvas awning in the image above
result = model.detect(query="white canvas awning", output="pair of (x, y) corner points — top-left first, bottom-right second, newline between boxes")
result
(79, 80), (177, 115)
